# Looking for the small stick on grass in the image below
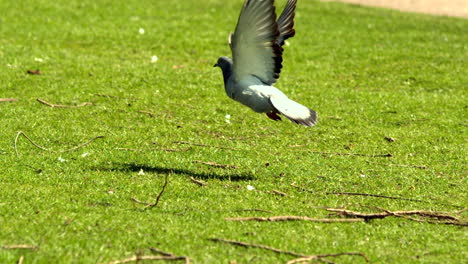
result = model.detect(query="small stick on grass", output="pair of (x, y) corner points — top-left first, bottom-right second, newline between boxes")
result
(209, 238), (306, 257)
(326, 208), (467, 226)
(310, 151), (392, 158)
(115, 147), (191, 152)
(131, 174), (170, 209)
(1, 245), (38, 250)
(193, 160), (238, 169)
(271, 189), (287, 196)
(17, 256), (24, 264)
(36, 98), (92, 108)
(102, 255), (189, 264)
(93, 93), (139, 100)
(0, 98), (17, 102)
(14, 131), (104, 156)
(367, 161), (428, 169)
(148, 247), (191, 264)
(138, 110), (156, 117)
(327, 192), (423, 202)
(190, 177), (207, 186)
(287, 252), (370, 264)
(225, 216), (364, 223)
(209, 238), (369, 263)
(290, 183), (314, 193)
(174, 141), (236, 150)
(234, 208), (273, 214)
(149, 247), (173, 256)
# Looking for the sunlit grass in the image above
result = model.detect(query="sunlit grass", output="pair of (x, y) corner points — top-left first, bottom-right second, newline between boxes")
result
(0, 0), (466, 263)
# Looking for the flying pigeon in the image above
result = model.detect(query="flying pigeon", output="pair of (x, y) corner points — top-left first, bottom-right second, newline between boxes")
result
(214, 0), (317, 127)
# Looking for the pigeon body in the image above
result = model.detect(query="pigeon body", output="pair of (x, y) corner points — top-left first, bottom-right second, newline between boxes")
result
(214, 0), (317, 127)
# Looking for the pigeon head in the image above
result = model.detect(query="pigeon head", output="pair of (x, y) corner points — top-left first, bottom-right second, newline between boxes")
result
(214, 56), (233, 84)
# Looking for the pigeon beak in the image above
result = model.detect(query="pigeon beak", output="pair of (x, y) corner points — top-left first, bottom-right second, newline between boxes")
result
(213, 63), (218, 67)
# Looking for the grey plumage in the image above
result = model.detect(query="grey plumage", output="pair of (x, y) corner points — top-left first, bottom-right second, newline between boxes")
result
(214, 0), (317, 127)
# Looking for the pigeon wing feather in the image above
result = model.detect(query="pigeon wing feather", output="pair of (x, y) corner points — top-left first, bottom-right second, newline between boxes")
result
(276, 0), (297, 46)
(230, 0), (283, 85)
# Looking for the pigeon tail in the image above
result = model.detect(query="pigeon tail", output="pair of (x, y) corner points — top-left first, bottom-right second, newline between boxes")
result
(269, 96), (317, 127)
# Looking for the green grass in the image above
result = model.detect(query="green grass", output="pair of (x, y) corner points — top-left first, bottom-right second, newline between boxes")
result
(1, 0), (467, 263)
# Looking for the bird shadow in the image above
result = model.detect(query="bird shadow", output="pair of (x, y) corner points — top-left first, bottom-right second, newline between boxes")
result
(91, 162), (255, 181)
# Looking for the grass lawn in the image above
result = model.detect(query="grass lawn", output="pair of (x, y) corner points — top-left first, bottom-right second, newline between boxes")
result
(0, 0), (466, 263)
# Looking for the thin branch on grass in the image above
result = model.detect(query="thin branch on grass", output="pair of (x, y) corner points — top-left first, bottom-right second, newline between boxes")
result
(17, 256), (24, 264)
(290, 183), (314, 193)
(131, 174), (170, 209)
(225, 216), (364, 223)
(93, 93), (139, 100)
(14, 131), (49, 154)
(138, 110), (156, 117)
(291, 184), (422, 203)
(130, 197), (151, 206)
(209, 238), (369, 263)
(309, 151), (392, 158)
(148, 247), (191, 264)
(367, 161), (428, 169)
(326, 208), (467, 226)
(287, 252), (369, 264)
(174, 141), (236, 150)
(0, 98), (17, 102)
(149, 247), (173, 256)
(190, 177), (207, 186)
(234, 208), (273, 214)
(327, 192), (423, 202)
(62, 136), (105, 152)
(26, 69), (41, 75)
(36, 98), (92, 108)
(115, 147), (191, 152)
(193, 160), (238, 169)
(102, 255), (189, 264)
(271, 189), (287, 196)
(1, 245), (38, 250)
(209, 238), (306, 257)
(14, 131), (104, 156)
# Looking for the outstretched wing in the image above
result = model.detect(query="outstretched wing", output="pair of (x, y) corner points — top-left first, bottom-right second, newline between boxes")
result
(230, 0), (283, 85)
(276, 0), (297, 46)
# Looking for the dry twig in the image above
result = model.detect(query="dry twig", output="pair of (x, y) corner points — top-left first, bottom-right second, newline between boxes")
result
(225, 216), (363, 223)
(190, 177), (207, 186)
(326, 208), (467, 226)
(210, 238), (305, 257)
(234, 208), (273, 214)
(193, 160), (238, 169)
(290, 183), (314, 193)
(174, 141), (236, 150)
(93, 93), (140, 100)
(17, 256), (24, 264)
(115, 147), (191, 152)
(209, 238), (368, 263)
(36, 98), (92, 108)
(271, 189), (287, 196)
(102, 255), (188, 264)
(327, 192), (423, 202)
(0, 98), (17, 102)
(287, 252), (369, 264)
(138, 110), (156, 117)
(367, 161), (428, 169)
(27, 69), (41, 75)
(149, 247), (190, 264)
(131, 174), (170, 209)
(310, 151), (392, 157)
(1, 245), (38, 250)
(14, 131), (104, 156)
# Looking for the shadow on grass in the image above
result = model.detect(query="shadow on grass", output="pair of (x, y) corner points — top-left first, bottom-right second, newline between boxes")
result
(92, 163), (255, 181)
